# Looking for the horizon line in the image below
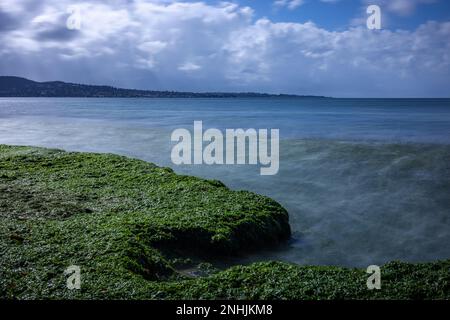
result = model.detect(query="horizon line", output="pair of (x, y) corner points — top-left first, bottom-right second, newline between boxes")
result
(1, 75), (450, 99)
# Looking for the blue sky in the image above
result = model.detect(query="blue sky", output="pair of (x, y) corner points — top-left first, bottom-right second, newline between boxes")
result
(239, 0), (450, 30)
(0, 0), (449, 97)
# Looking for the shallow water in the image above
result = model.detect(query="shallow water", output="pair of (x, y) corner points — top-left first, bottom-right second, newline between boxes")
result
(1, 97), (449, 267)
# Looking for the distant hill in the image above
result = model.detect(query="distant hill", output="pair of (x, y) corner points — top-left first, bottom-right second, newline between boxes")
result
(0, 76), (327, 98)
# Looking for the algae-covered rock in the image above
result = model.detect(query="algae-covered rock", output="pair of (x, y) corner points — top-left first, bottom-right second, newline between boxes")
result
(0, 145), (290, 298)
(0, 145), (448, 300)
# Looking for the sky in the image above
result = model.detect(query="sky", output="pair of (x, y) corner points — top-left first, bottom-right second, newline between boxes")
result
(0, 0), (449, 97)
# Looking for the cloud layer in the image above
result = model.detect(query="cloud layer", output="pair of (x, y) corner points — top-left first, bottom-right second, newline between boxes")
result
(0, 0), (449, 97)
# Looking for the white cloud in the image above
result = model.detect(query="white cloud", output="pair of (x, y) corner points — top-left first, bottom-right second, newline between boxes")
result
(0, 0), (449, 97)
(178, 62), (201, 72)
(274, 0), (305, 10)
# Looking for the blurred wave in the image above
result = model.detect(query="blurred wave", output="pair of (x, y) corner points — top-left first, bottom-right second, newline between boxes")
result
(222, 139), (450, 267)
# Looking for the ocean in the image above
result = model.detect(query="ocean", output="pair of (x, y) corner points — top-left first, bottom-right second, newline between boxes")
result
(1, 97), (449, 267)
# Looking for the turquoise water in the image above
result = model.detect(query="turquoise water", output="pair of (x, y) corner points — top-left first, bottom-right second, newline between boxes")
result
(1, 97), (449, 267)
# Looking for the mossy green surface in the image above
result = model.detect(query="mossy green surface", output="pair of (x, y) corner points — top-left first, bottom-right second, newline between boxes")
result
(0, 145), (448, 299)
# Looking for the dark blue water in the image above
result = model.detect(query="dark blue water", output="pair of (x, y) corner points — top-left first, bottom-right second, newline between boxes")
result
(1, 97), (449, 267)
(2, 98), (450, 143)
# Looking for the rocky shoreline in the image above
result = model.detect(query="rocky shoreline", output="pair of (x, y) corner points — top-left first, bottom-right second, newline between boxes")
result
(0, 145), (448, 299)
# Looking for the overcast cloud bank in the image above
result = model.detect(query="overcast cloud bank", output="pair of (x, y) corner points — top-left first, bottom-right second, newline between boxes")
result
(0, 0), (449, 97)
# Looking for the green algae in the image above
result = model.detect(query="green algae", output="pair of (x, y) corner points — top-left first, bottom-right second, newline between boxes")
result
(0, 145), (448, 299)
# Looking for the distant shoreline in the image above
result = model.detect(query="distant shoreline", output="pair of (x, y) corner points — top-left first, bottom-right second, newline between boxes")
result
(0, 76), (328, 99)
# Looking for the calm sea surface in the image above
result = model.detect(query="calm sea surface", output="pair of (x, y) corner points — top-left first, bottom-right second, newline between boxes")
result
(1, 97), (450, 267)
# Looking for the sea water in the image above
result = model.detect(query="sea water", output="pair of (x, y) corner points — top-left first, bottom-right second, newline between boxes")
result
(1, 97), (449, 267)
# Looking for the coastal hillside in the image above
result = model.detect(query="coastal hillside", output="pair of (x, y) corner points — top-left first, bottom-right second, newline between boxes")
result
(0, 76), (324, 98)
(0, 145), (448, 299)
